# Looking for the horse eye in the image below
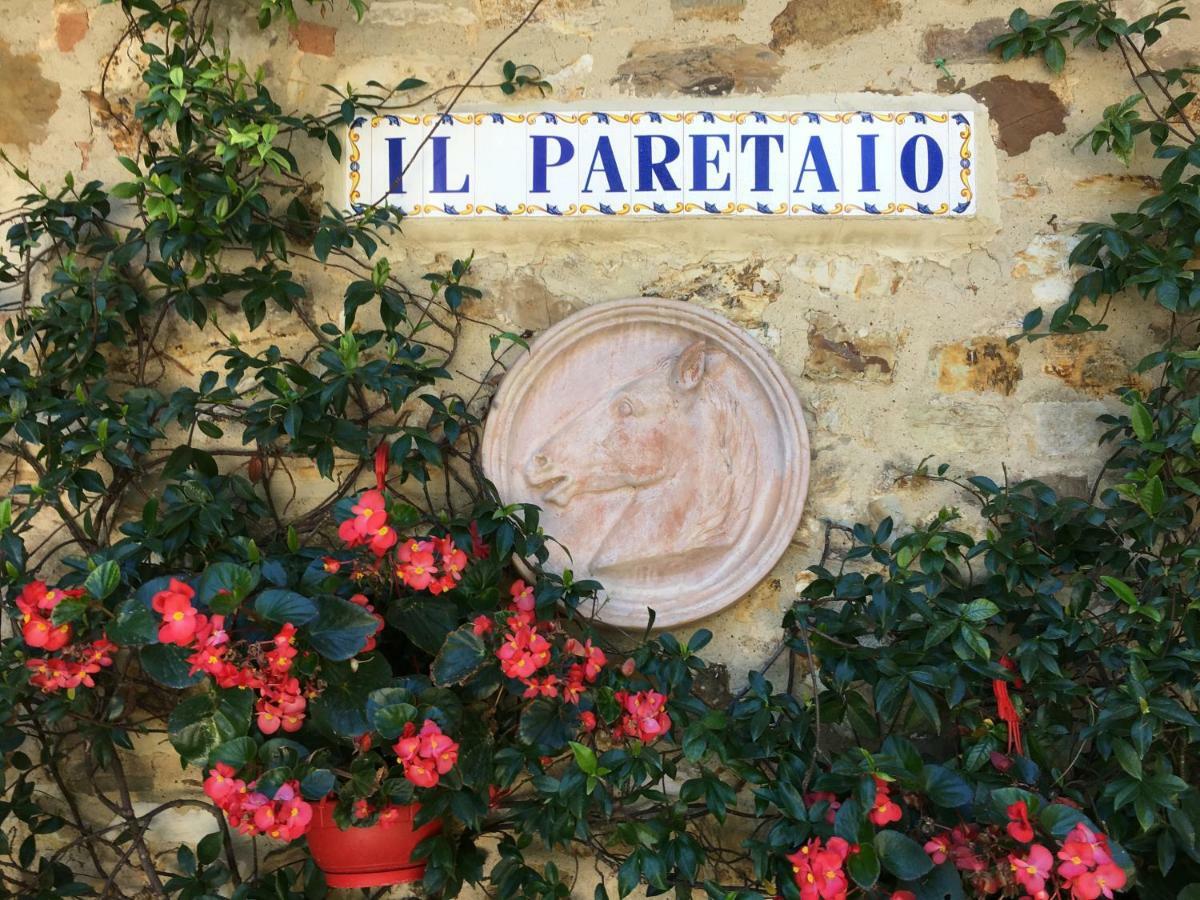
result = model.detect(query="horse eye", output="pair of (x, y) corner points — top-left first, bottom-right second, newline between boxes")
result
(617, 398), (634, 417)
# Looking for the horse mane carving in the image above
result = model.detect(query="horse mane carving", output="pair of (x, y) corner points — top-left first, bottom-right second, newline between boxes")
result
(524, 340), (757, 578)
(679, 378), (756, 552)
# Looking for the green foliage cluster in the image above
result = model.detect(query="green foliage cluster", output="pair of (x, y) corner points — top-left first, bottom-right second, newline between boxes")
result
(0, 1), (1198, 899)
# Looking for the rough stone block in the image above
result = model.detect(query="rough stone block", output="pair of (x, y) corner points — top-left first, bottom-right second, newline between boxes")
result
(966, 76), (1067, 156)
(613, 39), (783, 97)
(805, 315), (900, 383)
(1023, 400), (1112, 459)
(770, 0), (900, 51)
(292, 20), (336, 57)
(671, 0), (745, 19)
(922, 19), (1006, 63)
(1043, 335), (1139, 396)
(0, 41), (62, 150)
(641, 256), (780, 328)
(935, 337), (1022, 396)
(908, 401), (1007, 454)
(55, 2), (89, 52)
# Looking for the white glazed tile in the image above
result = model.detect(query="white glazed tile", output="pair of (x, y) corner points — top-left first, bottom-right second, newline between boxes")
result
(366, 114), (424, 217)
(734, 111), (789, 216)
(948, 111), (976, 215)
(788, 112), (843, 216)
(682, 111), (737, 216)
(420, 113), (475, 217)
(349, 107), (978, 220)
(841, 111), (897, 216)
(473, 112), (528, 217)
(525, 111), (580, 217)
(577, 112), (632, 217)
(894, 112), (952, 216)
(630, 112), (685, 216)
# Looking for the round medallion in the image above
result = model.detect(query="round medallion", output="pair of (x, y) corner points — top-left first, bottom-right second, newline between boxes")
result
(481, 298), (810, 629)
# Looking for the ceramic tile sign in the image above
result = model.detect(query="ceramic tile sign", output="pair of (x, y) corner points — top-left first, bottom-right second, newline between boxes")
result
(481, 298), (810, 629)
(348, 110), (975, 218)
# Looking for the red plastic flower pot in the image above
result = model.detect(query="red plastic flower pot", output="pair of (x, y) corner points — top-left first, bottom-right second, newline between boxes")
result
(306, 801), (442, 889)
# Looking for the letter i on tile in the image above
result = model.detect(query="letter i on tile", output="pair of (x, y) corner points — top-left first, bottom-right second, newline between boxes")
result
(841, 111), (896, 216)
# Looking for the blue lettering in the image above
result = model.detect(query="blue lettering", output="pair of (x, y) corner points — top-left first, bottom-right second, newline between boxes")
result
(531, 135), (576, 194)
(899, 134), (944, 193)
(793, 136), (837, 193)
(739, 133), (784, 192)
(430, 135), (469, 193)
(385, 137), (406, 194)
(582, 136), (625, 193)
(690, 133), (731, 191)
(857, 133), (879, 193)
(636, 134), (681, 192)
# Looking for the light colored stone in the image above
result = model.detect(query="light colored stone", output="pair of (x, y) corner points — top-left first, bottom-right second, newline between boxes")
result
(482, 298), (809, 628)
(640, 255), (781, 328)
(671, 0), (745, 20)
(908, 400), (1008, 455)
(1022, 400), (1112, 459)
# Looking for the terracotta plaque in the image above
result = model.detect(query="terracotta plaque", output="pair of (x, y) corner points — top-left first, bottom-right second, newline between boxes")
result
(482, 299), (810, 629)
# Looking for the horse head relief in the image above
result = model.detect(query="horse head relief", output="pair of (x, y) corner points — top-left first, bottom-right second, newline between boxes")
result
(482, 299), (809, 629)
(523, 340), (757, 576)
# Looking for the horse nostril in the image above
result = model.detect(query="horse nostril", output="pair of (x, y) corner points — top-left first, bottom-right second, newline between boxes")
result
(533, 454), (548, 468)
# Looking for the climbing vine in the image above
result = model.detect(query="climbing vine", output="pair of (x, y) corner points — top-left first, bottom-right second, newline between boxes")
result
(0, 1), (1197, 899)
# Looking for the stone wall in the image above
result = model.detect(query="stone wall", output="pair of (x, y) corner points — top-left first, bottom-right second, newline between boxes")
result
(2, 0), (1193, 894)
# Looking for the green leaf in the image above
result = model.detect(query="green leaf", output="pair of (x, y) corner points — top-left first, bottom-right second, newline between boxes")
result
(210, 736), (257, 767)
(168, 688), (254, 768)
(923, 618), (958, 649)
(958, 624), (990, 660)
(1140, 475), (1166, 516)
(961, 598), (999, 623)
(254, 589), (317, 626)
(1038, 803), (1090, 839)
(1111, 738), (1143, 781)
(569, 740), (598, 775)
(920, 764), (972, 808)
(309, 654), (393, 737)
(431, 625), (489, 686)
(1044, 37), (1066, 73)
(107, 598), (159, 646)
(50, 598), (89, 626)
(84, 561), (121, 600)
(370, 699), (417, 740)
(391, 598), (458, 654)
(904, 861), (965, 900)
(197, 831), (222, 866)
(198, 562), (258, 613)
(875, 830), (934, 881)
(1131, 401), (1154, 441)
(300, 768), (336, 800)
(1100, 575), (1138, 607)
(306, 595), (379, 660)
(847, 842), (880, 888)
(139, 643), (205, 688)
(519, 697), (577, 753)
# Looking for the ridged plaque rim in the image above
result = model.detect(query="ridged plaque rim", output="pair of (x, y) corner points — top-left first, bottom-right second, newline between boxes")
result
(481, 298), (810, 629)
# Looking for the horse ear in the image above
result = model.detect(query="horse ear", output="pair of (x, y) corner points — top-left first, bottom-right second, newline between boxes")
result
(672, 340), (707, 392)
